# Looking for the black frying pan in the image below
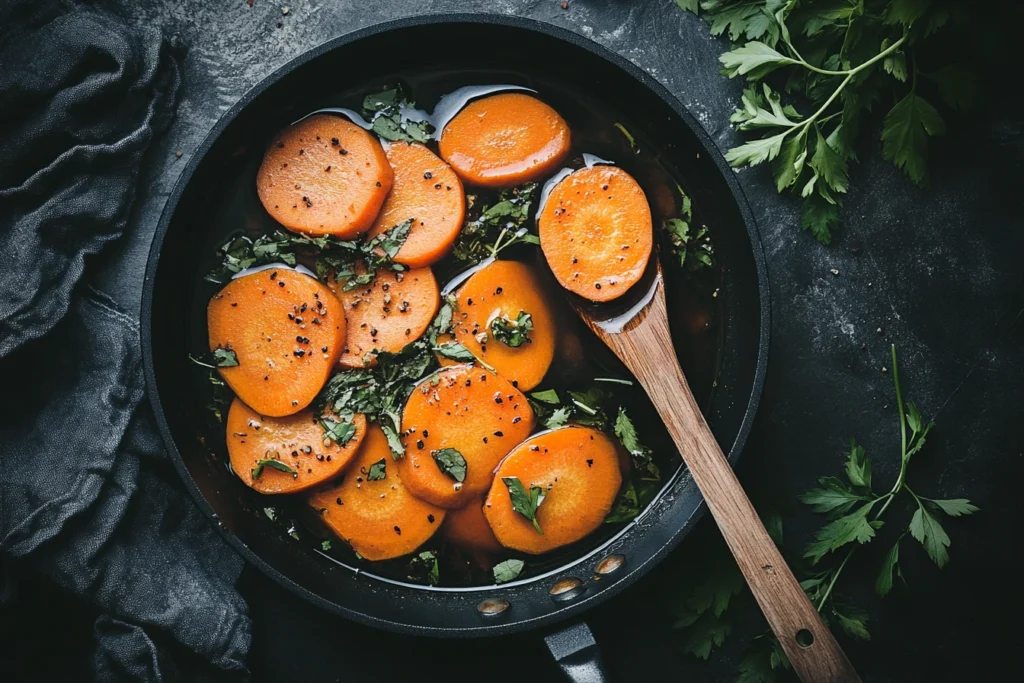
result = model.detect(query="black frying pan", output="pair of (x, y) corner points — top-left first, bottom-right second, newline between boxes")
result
(141, 14), (769, 681)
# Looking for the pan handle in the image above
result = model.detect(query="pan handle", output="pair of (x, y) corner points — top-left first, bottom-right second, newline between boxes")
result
(544, 621), (611, 683)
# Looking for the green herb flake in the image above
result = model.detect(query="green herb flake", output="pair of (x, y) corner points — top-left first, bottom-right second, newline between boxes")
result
(320, 539), (333, 552)
(407, 550), (440, 586)
(251, 457), (297, 480)
(361, 87), (434, 143)
(212, 347), (239, 367)
(502, 476), (545, 534)
(319, 415), (356, 446)
(432, 448), (467, 483)
(366, 458), (387, 481)
(493, 558), (525, 584)
(490, 311), (533, 348)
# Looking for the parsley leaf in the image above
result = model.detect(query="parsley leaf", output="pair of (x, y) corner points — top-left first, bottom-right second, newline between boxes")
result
(434, 341), (475, 362)
(614, 407), (660, 480)
(407, 550), (440, 586)
(881, 91), (946, 186)
(432, 448), (467, 483)
(451, 183), (539, 267)
(490, 311), (533, 347)
(320, 539), (332, 552)
(319, 415), (356, 446)
(544, 406), (571, 430)
(366, 458), (387, 481)
(925, 498), (979, 517)
(502, 476), (545, 534)
(212, 347), (239, 367)
(251, 458), (297, 480)
(493, 558), (525, 584)
(529, 389), (561, 404)
(875, 538), (903, 597)
(803, 502), (881, 564)
(798, 477), (872, 518)
(909, 500), (950, 567)
(362, 87), (433, 143)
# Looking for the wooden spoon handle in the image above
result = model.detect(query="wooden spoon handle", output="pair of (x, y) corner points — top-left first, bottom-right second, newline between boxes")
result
(624, 345), (860, 681)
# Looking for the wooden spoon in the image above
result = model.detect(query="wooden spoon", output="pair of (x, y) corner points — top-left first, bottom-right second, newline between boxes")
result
(573, 259), (860, 683)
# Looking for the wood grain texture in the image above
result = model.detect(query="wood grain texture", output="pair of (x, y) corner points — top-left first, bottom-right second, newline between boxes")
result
(576, 264), (861, 683)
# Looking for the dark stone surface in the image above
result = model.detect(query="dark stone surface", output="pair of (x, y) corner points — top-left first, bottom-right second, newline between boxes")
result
(10, 0), (1021, 681)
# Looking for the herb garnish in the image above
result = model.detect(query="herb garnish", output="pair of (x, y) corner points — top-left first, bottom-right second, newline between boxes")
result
(677, 1), (975, 243)
(502, 476), (545, 534)
(490, 311), (533, 348)
(451, 183), (540, 267)
(669, 345), (978, 679)
(614, 408), (661, 481)
(407, 550), (440, 586)
(320, 539), (332, 552)
(205, 230), (360, 284)
(527, 384), (663, 523)
(316, 298), (478, 458)
(252, 457), (297, 480)
(319, 415), (356, 446)
(432, 448), (467, 483)
(362, 87), (434, 143)
(493, 558), (525, 584)
(663, 185), (713, 271)
(212, 347), (239, 367)
(366, 458), (387, 481)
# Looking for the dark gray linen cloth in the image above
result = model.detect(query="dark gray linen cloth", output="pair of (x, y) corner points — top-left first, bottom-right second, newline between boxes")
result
(0, 1), (251, 680)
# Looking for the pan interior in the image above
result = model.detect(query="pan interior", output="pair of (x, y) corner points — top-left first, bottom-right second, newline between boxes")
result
(145, 17), (765, 636)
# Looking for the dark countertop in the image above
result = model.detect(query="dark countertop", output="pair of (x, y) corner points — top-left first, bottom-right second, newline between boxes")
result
(11, 1), (1023, 681)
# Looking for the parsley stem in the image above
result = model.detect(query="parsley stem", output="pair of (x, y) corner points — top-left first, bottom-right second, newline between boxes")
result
(793, 33), (907, 77)
(891, 344), (908, 465)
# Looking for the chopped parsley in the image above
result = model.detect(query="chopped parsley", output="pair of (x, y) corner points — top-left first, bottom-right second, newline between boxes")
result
(490, 311), (533, 348)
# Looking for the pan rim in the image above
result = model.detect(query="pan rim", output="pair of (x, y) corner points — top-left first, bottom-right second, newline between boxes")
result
(141, 12), (770, 637)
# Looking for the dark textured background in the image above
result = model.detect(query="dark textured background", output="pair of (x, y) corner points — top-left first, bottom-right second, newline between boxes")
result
(6, 1), (1022, 681)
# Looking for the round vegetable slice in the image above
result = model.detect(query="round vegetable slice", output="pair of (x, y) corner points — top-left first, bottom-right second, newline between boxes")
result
(226, 398), (366, 494)
(208, 269), (345, 417)
(326, 265), (440, 368)
(444, 498), (502, 554)
(484, 426), (622, 555)
(365, 142), (466, 268)
(308, 424), (445, 561)
(256, 115), (392, 237)
(453, 259), (556, 391)
(398, 364), (535, 508)
(439, 93), (571, 188)
(538, 165), (653, 302)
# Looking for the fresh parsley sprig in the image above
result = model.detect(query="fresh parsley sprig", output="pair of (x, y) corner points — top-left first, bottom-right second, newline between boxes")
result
(678, 0), (976, 243)
(669, 345), (978, 681)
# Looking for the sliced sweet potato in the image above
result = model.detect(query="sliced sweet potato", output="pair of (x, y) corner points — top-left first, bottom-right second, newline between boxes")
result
(453, 260), (556, 391)
(538, 165), (653, 302)
(439, 93), (571, 188)
(326, 264), (440, 368)
(397, 364), (535, 508)
(208, 270), (345, 417)
(444, 497), (502, 554)
(308, 424), (446, 561)
(256, 115), (392, 237)
(227, 398), (366, 494)
(365, 142), (466, 268)
(484, 426), (622, 554)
